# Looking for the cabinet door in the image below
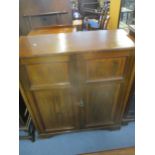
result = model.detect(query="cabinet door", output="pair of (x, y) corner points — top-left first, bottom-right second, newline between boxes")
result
(20, 55), (79, 134)
(78, 53), (131, 128)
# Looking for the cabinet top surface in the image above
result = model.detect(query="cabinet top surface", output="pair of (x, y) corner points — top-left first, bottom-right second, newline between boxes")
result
(19, 30), (135, 58)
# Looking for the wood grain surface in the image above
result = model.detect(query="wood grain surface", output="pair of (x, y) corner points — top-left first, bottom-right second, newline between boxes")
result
(20, 30), (135, 136)
(81, 147), (135, 155)
(20, 30), (134, 58)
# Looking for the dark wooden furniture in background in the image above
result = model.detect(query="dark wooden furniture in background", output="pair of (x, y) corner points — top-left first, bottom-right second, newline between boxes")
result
(20, 30), (135, 137)
(19, 0), (72, 35)
(81, 147), (135, 155)
(79, 0), (100, 18)
(19, 91), (35, 141)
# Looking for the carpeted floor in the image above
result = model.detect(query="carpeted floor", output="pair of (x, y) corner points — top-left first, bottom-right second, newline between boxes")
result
(19, 122), (135, 155)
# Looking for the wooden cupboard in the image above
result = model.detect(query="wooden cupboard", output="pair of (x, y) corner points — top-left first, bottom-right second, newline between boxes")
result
(20, 30), (135, 137)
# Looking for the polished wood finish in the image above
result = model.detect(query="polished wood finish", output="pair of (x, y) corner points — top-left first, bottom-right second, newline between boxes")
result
(20, 30), (135, 136)
(28, 25), (77, 36)
(20, 30), (134, 58)
(81, 147), (135, 155)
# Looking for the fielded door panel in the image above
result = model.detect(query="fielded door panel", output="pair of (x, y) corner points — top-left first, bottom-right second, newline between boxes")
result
(83, 83), (122, 128)
(32, 88), (79, 132)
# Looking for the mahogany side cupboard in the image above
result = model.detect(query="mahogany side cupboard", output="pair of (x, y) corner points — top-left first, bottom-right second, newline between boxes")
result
(19, 30), (135, 137)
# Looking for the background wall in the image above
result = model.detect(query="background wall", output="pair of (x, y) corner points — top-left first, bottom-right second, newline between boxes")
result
(108, 0), (121, 29)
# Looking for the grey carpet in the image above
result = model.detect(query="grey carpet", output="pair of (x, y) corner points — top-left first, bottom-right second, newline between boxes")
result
(20, 122), (135, 155)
